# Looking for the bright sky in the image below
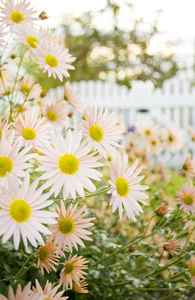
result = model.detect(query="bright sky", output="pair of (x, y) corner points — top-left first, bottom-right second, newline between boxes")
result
(30, 0), (195, 68)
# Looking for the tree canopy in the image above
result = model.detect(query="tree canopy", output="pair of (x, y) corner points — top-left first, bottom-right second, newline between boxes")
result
(60, 0), (179, 89)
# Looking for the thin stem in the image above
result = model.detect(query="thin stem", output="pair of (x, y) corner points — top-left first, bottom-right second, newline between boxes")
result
(9, 47), (27, 121)
(53, 186), (110, 203)
(91, 232), (154, 267)
(16, 257), (37, 282)
(4, 253), (35, 295)
(163, 167), (181, 193)
(15, 69), (43, 118)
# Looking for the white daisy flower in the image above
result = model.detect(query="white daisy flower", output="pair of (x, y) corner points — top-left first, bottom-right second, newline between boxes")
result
(34, 39), (75, 81)
(0, 24), (7, 48)
(36, 129), (103, 199)
(13, 23), (47, 50)
(161, 125), (184, 153)
(44, 100), (68, 127)
(0, 172), (57, 250)
(14, 112), (50, 148)
(108, 151), (149, 220)
(0, 117), (11, 138)
(0, 130), (36, 187)
(0, 0), (38, 31)
(64, 81), (84, 114)
(47, 201), (94, 252)
(80, 104), (123, 158)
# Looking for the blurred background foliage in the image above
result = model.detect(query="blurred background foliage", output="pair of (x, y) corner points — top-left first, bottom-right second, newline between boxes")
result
(24, 0), (180, 90)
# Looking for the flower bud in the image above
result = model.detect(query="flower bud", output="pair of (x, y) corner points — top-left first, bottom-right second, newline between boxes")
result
(40, 90), (47, 98)
(68, 112), (73, 118)
(10, 53), (17, 59)
(156, 205), (169, 216)
(39, 11), (48, 20)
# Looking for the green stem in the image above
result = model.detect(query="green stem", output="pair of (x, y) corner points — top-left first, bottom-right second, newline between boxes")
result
(9, 47), (27, 121)
(163, 167), (181, 193)
(15, 69), (43, 119)
(92, 232), (154, 267)
(53, 186), (110, 203)
(4, 253), (35, 295)
(16, 257), (37, 282)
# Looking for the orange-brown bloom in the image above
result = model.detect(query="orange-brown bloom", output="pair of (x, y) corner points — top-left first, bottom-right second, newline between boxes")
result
(189, 256), (195, 286)
(48, 201), (94, 252)
(183, 154), (195, 176)
(59, 255), (88, 290)
(73, 280), (88, 294)
(164, 239), (180, 256)
(31, 279), (68, 300)
(37, 242), (59, 274)
(177, 181), (195, 215)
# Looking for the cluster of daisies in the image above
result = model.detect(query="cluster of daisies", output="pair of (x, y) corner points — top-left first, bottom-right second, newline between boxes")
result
(0, 1), (150, 295)
(0, 0), (194, 297)
(125, 120), (185, 160)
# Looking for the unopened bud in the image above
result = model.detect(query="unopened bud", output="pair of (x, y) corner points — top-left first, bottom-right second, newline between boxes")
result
(68, 112), (73, 118)
(3, 89), (12, 96)
(10, 53), (17, 59)
(40, 90), (47, 98)
(156, 205), (169, 216)
(39, 11), (48, 20)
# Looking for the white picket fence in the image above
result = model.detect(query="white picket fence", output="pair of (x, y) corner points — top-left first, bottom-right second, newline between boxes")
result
(71, 79), (195, 167)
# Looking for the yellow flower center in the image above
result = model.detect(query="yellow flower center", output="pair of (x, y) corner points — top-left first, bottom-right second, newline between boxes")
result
(89, 124), (104, 142)
(58, 217), (75, 234)
(189, 264), (195, 276)
(58, 154), (79, 175)
(45, 55), (58, 68)
(0, 129), (2, 138)
(47, 111), (57, 121)
(151, 140), (157, 146)
(22, 128), (36, 140)
(21, 84), (30, 95)
(115, 177), (130, 197)
(10, 11), (24, 24)
(26, 36), (39, 48)
(145, 129), (151, 135)
(38, 247), (48, 261)
(64, 262), (74, 274)
(168, 135), (173, 142)
(0, 156), (13, 177)
(9, 200), (31, 223)
(183, 194), (194, 206)
(45, 298), (50, 300)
